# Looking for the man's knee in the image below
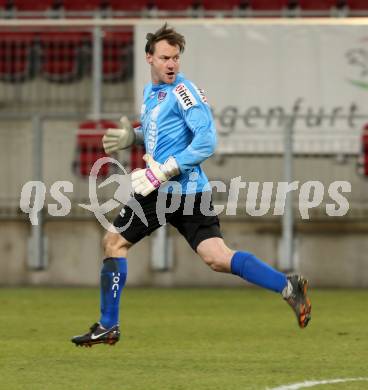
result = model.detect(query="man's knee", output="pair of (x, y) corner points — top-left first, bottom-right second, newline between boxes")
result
(196, 238), (234, 273)
(200, 253), (224, 272)
(198, 250), (232, 273)
(103, 232), (131, 257)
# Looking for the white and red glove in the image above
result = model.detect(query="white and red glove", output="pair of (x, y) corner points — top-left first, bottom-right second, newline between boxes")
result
(131, 154), (179, 197)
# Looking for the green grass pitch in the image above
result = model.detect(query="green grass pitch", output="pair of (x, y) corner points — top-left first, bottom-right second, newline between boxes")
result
(1, 288), (367, 390)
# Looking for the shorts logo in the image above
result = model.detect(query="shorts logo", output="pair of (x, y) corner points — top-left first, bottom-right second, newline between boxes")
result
(158, 90), (167, 102)
(173, 83), (197, 110)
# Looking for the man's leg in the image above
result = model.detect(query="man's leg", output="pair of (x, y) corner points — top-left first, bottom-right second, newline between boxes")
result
(71, 232), (132, 347)
(196, 237), (311, 328)
(99, 231), (131, 329)
(71, 191), (162, 347)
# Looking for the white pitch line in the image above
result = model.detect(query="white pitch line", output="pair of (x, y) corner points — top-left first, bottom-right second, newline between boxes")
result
(268, 377), (368, 390)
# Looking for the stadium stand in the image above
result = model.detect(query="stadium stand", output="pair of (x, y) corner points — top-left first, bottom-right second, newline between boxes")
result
(13, 0), (54, 11)
(108, 0), (150, 12)
(0, 32), (35, 82)
(73, 120), (116, 178)
(103, 30), (133, 82)
(201, 0), (240, 10)
(346, 0), (368, 10)
(0, 0), (367, 16)
(62, 0), (101, 11)
(249, 0), (289, 10)
(298, 0), (338, 10)
(0, 0), (10, 9)
(0, 29), (135, 83)
(153, 0), (194, 10)
(39, 31), (89, 82)
(0, 0), (367, 84)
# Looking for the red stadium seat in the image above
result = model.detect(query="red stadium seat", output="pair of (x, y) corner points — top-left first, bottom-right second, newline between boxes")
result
(103, 30), (133, 82)
(0, 32), (36, 82)
(0, 0), (10, 9)
(13, 0), (54, 11)
(250, 0), (289, 9)
(346, 0), (368, 9)
(154, 0), (194, 10)
(201, 0), (240, 9)
(62, 0), (101, 11)
(298, 0), (337, 10)
(39, 32), (90, 82)
(109, 0), (148, 11)
(73, 120), (117, 178)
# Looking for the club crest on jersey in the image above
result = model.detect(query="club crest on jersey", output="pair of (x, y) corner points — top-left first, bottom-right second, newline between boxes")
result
(173, 83), (197, 110)
(158, 90), (167, 102)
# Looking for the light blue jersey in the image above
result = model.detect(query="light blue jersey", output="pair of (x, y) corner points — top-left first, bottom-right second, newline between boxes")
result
(139, 73), (216, 194)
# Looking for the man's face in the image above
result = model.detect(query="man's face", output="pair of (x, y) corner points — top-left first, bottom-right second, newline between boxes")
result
(146, 40), (180, 85)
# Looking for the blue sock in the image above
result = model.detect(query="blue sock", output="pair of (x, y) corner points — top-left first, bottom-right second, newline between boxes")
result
(231, 251), (287, 293)
(99, 257), (127, 329)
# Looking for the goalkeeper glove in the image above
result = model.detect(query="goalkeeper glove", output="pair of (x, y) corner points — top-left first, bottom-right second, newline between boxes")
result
(131, 154), (180, 197)
(102, 116), (135, 154)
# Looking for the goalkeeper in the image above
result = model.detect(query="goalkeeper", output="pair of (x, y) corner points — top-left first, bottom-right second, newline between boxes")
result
(72, 24), (311, 347)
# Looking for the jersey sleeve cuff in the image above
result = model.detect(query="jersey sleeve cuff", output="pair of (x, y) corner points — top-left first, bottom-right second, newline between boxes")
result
(133, 128), (145, 145)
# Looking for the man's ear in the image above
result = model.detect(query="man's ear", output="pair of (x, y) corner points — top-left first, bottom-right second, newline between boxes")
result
(146, 53), (153, 65)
